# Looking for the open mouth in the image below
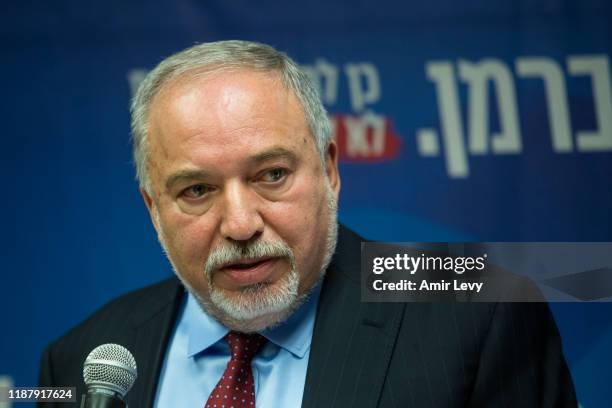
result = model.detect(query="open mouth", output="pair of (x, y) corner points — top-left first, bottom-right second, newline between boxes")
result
(219, 257), (280, 286)
(222, 258), (271, 270)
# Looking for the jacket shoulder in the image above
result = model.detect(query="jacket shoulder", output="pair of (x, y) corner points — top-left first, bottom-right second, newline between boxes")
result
(39, 277), (182, 387)
(61, 277), (181, 341)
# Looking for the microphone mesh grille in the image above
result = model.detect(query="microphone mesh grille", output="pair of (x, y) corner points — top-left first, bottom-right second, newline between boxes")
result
(83, 343), (137, 397)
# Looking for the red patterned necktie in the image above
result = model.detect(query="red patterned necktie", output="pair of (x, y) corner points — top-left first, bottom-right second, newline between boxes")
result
(205, 331), (267, 408)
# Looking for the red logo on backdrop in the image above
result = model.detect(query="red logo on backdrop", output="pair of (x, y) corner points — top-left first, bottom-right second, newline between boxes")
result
(301, 59), (402, 162)
(331, 113), (402, 162)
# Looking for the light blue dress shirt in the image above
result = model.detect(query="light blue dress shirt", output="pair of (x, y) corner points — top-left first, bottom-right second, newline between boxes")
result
(154, 285), (321, 408)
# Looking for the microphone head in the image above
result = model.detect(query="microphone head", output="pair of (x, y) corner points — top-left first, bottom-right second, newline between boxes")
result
(83, 343), (137, 398)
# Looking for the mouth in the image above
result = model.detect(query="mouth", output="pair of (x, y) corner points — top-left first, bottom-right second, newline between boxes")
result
(218, 257), (280, 286)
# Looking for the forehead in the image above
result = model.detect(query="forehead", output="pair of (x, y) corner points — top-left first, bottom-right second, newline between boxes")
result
(148, 69), (308, 145)
(145, 69), (315, 182)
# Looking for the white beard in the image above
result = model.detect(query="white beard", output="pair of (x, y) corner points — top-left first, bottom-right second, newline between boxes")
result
(155, 182), (338, 332)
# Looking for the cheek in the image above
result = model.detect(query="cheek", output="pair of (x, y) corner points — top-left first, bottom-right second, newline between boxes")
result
(264, 179), (329, 258)
(161, 209), (216, 270)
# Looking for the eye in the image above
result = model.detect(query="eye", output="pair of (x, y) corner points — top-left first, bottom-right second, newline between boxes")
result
(259, 168), (288, 183)
(181, 184), (214, 199)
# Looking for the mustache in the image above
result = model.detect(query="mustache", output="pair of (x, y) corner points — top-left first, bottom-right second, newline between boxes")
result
(204, 239), (294, 279)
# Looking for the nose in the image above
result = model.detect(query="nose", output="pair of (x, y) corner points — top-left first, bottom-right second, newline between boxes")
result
(219, 181), (264, 242)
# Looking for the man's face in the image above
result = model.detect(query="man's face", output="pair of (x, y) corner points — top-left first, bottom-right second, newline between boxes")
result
(141, 69), (340, 331)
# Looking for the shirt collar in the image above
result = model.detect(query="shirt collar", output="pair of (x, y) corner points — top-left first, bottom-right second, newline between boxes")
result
(184, 283), (322, 359)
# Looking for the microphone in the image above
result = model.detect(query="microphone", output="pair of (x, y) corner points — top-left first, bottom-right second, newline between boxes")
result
(81, 344), (138, 408)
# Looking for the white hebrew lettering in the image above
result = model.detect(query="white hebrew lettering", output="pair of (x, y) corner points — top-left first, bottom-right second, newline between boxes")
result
(425, 61), (469, 177)
(344, 63), (381, 112)
(0, 375), (14, 408)
(301, 58), (339, 105)
(458, 59), (521, 155)
(516, 57), (573, 152)
(127, 69), (149, 97)
(568, 55), (612, 151)
(344, 111), (386, 156)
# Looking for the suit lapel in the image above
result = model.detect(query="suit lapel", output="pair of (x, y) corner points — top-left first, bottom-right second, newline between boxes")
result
(126, 279), (184, 408)
(302, 227), (405, 408)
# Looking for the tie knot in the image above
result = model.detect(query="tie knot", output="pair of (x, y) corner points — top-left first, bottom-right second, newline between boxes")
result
(226, 331), (266, 362)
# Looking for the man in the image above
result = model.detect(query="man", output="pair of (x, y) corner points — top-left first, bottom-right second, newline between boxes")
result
(39, 41), (577, 407)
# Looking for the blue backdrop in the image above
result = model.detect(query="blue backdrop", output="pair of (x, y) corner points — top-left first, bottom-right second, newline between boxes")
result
(1, 1), (611, 406)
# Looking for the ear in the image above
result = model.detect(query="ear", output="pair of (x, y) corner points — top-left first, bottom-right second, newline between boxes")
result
(140, 187), (161, 234)
(324, 141), (341, 198)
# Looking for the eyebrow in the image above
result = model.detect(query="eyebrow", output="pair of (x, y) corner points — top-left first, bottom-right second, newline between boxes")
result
(248, 147), (299, 166)
(164, 147), (299, 191)
(165, 169), (210, 191)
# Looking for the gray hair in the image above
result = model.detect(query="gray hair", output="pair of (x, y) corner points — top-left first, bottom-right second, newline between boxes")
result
(130, 40), (331, 193)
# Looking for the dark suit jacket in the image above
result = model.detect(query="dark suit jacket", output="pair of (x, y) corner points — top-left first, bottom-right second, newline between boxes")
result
(39, 226), (577, 407)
